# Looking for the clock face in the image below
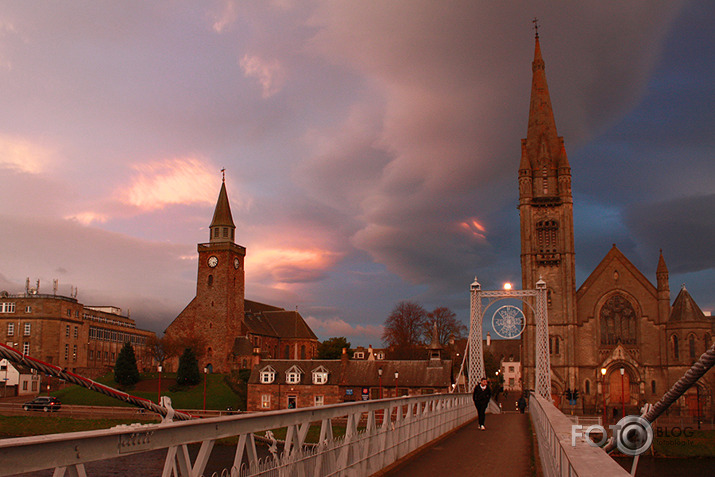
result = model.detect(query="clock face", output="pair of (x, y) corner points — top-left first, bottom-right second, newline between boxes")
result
(234, 257), (240, 269)
(208, 256), (218, 268)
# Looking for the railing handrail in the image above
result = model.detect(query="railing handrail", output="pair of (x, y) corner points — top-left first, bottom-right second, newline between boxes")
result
(0, 392), (474, 476)
(529, 393), (629, 477)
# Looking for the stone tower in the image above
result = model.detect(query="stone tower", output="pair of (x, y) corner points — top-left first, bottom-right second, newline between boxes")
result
(164, 176), (246, 373)
(519, 32), (577, 390)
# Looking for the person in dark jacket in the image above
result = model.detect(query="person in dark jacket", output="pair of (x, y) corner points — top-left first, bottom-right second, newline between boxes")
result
(517, 395), (527, 413)
(472, 377), (492, 430)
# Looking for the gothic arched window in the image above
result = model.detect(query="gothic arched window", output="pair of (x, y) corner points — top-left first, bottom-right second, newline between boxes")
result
(536, 220), (559, 254)
(671, 334), (679, 360)
(689, 334), (696, 360)
(599, 294), (637, 345)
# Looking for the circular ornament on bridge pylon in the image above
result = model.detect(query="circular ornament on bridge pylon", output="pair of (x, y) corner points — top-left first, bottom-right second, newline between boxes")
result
(491, 305), (526, 339)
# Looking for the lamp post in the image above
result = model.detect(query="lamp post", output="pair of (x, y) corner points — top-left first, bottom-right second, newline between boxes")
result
(378, 367), (383, 399)
(203, 367), (208, 411)
(157, 365), (163, 404)
(620, 367), (625, 418)
(394, 371), (399, 397)
(600, 367), (607, 424)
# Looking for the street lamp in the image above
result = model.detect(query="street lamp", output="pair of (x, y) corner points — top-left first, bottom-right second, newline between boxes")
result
(620, 367), (625, 418)
(394, 371), (399, 397)
(157, 365), (163, 404)
(378, 367), (383, 399)
(203, 367), (208, 411)
(600, 367), (607, 424)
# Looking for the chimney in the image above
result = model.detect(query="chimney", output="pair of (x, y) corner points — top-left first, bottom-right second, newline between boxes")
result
(341, 347), (348, 363)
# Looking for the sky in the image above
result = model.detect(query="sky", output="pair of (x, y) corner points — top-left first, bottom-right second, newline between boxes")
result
(0, 1), (713, 347)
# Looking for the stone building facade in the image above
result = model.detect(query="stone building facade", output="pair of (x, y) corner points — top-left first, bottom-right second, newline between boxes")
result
(518, 33), (714, 417)
(164, 178), (318, 374)
(247, 351), (452, 411)
(0, 290), (155, 378)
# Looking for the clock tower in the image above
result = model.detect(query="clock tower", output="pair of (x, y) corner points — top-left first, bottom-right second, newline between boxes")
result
(165, 176), (246, 373)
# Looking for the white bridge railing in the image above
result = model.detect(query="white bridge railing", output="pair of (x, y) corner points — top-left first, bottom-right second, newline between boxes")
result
(0, 393), (474, 477)
(528, 393), (629, 477)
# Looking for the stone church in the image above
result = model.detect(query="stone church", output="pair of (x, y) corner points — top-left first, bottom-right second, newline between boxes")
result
(519, 32), (713, 417)
(163, 178), (318, 373)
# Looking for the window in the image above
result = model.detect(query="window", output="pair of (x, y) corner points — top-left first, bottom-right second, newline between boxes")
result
(354, 352), (364, 359)
(207, 274), (213, 286)
(509, 366), (515, 373)
(7, 323), (14, 336)
(689, 334), (696, 360)
(66, 325), (70, 337)
(0, 302), (15, 313)
(536, 220), (559, 254)
(284, 345), (290, 359)
(74, 327), (78, 339)
(223, 227), (228, 238)
(671, 335), (679, 359)
(300, 345), (306, 359)
(23, 342), (30, 355)
(376, 352), (384, 360)
(314, 395), (325, 406)
(651, 380), (656, 394)
(312, 368), (328, 385)
(67, 309), (71, 317)
(600, 294), (637, 345)
(261, 394), (271, 409)
(89, 350), (94, 360)
(73, 345), (77, 361)
(64, 344), (69, 359)
(31, 380), (37, 392)
(584, 380), (590, 395)
(509, 378), (515, 386)
(22, 381), (28, 391)
(286, 371), (300, 384)
(260, 369), (275, 384)
(24, 306), (31, 313)
(23, 323), (31, 336)
(549, 336), (560, 355)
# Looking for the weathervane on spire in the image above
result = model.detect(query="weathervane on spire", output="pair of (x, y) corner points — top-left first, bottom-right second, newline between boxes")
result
(532, 17), (539, 38)
(221, 168), (226, 182)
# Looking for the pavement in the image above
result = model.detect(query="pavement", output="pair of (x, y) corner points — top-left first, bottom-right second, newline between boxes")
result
(380, 411), (535, 477)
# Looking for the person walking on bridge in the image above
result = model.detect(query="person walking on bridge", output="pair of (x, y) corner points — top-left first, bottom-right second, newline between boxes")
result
(472, 377), (491, 430)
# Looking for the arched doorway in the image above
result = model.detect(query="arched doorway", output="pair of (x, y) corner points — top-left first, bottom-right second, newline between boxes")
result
(609, 369), (630, 407)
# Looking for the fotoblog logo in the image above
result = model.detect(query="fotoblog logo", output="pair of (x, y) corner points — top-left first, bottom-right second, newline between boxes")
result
(571, 415), (654, 456)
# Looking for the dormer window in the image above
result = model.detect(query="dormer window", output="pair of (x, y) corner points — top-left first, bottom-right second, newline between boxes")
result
(260, 366), (276, 384)
(312, 366), (329, 385)
(286, 365), (303, 384)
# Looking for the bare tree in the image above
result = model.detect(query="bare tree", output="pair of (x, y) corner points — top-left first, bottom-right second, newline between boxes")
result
(382, 301), (427, 359)
(425, 307), (467, 346)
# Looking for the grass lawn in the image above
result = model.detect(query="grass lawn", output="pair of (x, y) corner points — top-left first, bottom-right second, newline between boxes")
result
(53, 372), (242, 411)
(0, 415), (157, 438)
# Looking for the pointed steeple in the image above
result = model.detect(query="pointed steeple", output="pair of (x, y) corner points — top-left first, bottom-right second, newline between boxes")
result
(209, 173), (236, 243)
(656, 249), (671, 323)
(522, 30), (571, 199)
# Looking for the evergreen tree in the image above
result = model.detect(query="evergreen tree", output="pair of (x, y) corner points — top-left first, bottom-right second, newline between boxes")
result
(318, 337), (352, 359)
(176, 347), (201, 386)
(114, 342), (140, 386)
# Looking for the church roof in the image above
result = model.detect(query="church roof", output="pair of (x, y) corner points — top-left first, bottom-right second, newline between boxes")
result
(669, 286), (708, 322)
(243, 300), (318, 340)
(210, 180), (235, 229)
(576, 245), (657, 300)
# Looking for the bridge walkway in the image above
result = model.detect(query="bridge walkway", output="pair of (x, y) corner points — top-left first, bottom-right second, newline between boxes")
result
(380, 411), (535, 477)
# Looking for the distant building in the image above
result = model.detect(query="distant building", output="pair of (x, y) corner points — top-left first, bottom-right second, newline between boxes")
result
(352, 345), (386, 360)
(0, 289), (155, 379)
(164, 178), (319, 373)
(1, 359), (40, 396)
(246, 350), (452, 411)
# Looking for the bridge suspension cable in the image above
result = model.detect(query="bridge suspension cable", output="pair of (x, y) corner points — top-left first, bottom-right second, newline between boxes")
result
(0, 342), (194, 421)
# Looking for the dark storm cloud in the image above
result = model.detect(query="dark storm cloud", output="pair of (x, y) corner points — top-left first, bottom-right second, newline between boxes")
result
(624, 194), (715, 274)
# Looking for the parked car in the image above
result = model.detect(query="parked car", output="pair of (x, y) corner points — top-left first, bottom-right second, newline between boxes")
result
(23, 396), (62, 412)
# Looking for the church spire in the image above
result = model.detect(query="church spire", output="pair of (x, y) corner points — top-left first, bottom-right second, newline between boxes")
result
(209, 173), (236, 243)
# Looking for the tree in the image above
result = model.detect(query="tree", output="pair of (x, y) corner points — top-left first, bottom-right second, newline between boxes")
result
(425, 307), (468, 346)
(114, 342), (140, 386)
(382, 301), (427, 359)
(146, 334), (168, 368)
(318, 337), (352, 359)
(176, 348), (201, 386)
